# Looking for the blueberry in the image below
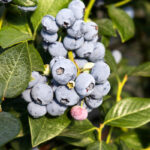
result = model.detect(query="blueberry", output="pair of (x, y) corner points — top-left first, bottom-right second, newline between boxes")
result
(41, 29), (58, 43)
(31, 83), (53, 105)
(102, 80), (111, 96)
(22, 89), (32, 103)
(28, 71), (41, 88)
(48, 42), (67, 57)
(91, 35), (99, 43)
(75, 73), (95, 96)
(47, 99), (67, 116)
(91, 61), (110, 84)
(85, 97), (103, 109)
(88, 42), (105, 62)
(81, 22), (98, 41)
(18, 6), (37, 12)
(75, 59), (88, 68)
(68, 0), (85, 20)
(76, 41), (94, 58)
(0, 0), (12, 3)
(38, 75), (47, 84)
(42, 15), (59, 34)
(63, 36), (84, 50)
(55, 86), (80, 106)
(67, 20), (84, 39)
(27, 102), (47, 118)
(56, 8), (75, 28)
(52, 58), (77, 85)
(90, 81), (111, 99)
(112, 50), (122, 64)
(50, 56), (65, 69)
(70, 105), (88, 120)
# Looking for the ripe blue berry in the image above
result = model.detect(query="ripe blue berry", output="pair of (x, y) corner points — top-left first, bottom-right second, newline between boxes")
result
(68, 0), (85, 20)
(52, 58), (77, 85)
(63, 36), (84, 50)
(81, 22), (98, 41)
(50, 56), (65, 69)
(22, 89), (32, 103)
(56, 8), (75, 28)
(47, 99), (67, 116)
(88, 42), (105, 62)
(75, 73), (95, 96)
(55, 86), (80, 106)
(41, 29), (58, 43)
(42, 15), (59, 34)
(27, 102), (47, 118)
(31, 83), (53, 105)
(76, 41), (94, 58)
(85, 97), (103, 109)
(48, 42), (67, 57)
(91, 61), (110, 84)
(67, 20), (84, 39)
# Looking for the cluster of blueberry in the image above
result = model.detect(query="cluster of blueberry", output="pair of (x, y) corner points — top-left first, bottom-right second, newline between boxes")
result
(22, 0), (111, 120)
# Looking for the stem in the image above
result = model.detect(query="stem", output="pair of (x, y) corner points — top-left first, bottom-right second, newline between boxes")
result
(0, 8), (6, 30)
(97, 124), (105, 142)
(84, 0), (96, 22)
(114, 0), (132, 7)
(68, 51), (81, 76)
(116, 75), (128, 102)
(106, 127), (113, 144)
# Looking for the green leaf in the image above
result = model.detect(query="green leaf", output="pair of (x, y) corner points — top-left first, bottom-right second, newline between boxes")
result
(107, 5), (135, 42)
(60, 120), (95, 147)
(31, 0), (71, 36)
(96, 19), (116, 37)
(28, 44), (44, 72)
(129, 62), (150, 77)
(86, 142), (113, 150)
(0, 43), (31, 98)
(104, 97), (150, 128)
(29, 113), (71, 147)
(0, 26), (32, 49)
(101, 36), (110, 48)
(0, 112), (20, 146)
(119, 132), (143, 150)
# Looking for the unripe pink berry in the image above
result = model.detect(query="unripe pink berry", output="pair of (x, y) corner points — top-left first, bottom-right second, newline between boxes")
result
(70, 105), (88, 120)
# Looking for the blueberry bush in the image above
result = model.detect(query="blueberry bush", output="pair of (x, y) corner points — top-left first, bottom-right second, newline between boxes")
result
(0, 0), (150, 149)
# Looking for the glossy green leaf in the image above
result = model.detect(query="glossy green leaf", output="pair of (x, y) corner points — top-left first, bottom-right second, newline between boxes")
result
(29, 113), (71, 147)
(129, 62), (150, 77)
(104, 97), (150, 128)
(96, 19), (116, 37)
(86, 142), (113, 150)
(0, 43), (31, 98)
(101, 36), (110, 48)
(120, 132), (143, 150)
(60, 120), (95, 147)
(0, 112), (20, 146)
(0, 26), (32, 49)
(31, 0), (71, 36)
(28, 44), (44, 72)
(107, 5), (135, 42)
